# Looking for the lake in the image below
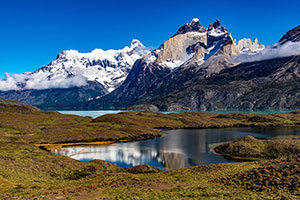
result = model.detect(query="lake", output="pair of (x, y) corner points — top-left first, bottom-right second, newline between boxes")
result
(54, 127), (300, 170)
(57, 110), (294, 118)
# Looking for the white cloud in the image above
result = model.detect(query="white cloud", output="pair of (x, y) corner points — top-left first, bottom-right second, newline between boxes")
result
(231, 41), (300, 63)
(0, 73), (19, 91)
(0, 71), (88, 91)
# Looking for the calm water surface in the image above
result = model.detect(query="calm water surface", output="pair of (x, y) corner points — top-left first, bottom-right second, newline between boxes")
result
(54, 127), (300, 170)
(57, 110), (294, 118)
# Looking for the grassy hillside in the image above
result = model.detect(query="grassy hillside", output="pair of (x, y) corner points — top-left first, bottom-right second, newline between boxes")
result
(0, 98), (299, 199)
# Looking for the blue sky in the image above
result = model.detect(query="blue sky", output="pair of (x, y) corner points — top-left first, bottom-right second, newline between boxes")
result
(0, 0), (300, 78)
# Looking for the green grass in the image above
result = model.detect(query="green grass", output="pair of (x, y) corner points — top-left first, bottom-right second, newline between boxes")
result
(215, 136), (300, 160)
(0, 98), (299, 199)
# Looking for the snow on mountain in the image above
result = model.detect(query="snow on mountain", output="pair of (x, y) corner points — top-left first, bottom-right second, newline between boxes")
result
(232, 26), (300, 63)
(236, 38), (265, 54)
(0, 40), (150, 92)
(143, 18), (208, 69)
(144, 19), (240, 70)
(207, 20), (227, 37)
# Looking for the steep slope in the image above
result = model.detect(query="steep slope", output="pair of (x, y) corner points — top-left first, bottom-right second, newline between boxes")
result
(0, 81), (107, 110)
(91, 23), (300, 111)
(278, 25), (300, 45)
(0, 97), (40, 113)
(149, 25), (300, 111)
(0, 40), (149, 109)
(149, 55), (300, 110)
(89, 19), (242, 109)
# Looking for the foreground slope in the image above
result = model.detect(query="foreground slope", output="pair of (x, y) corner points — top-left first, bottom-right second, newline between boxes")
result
(0, 99), (299, 199)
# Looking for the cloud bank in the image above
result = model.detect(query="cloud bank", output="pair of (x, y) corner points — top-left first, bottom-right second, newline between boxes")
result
(0, 71), (88, 91)
(231, 41), (300, 63)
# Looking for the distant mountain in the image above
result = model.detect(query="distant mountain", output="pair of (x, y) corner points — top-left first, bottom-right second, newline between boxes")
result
(88, 19), (268, 110)
(1, 19), (299, 111)
(0, 40), (149, 109)
(0, 81), (107, 110)
(236, 38), (265, 54)
(146, 55), (300, 111)
(125, 25), (300, 111)
(278, 25), (300, 45)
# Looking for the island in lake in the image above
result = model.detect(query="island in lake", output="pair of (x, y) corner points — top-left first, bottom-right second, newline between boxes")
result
(0, 98), (299, 199)
(0, 2), (300, 199)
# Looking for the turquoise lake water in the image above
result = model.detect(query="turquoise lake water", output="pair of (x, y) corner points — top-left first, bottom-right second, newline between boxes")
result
(57, 110), (294, 118)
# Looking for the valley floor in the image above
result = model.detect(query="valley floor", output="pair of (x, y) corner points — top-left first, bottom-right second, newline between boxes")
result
(0, 101), (299, 199)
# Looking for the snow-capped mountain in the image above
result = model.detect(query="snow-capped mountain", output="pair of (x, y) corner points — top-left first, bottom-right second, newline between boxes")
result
(0, 40), (150, 109)
(144, 19), (239, 70)
(92, 23), (300, 111)
(0, 39), (149, 93)
(89, 19), (242, 109)
(89, 20), (300, 111)
(3, 18), (298, 111)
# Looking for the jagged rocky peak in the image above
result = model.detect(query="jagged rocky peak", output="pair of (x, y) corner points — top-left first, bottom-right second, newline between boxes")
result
(175, 18), (206, 36)
(207, 20), (228, 37)
(152, 19), (208, 68)
(236, 37), (265, 53)
(278, 25), (300, 45)
(145, 19), (239, 69)
(204, 20), (239, 60)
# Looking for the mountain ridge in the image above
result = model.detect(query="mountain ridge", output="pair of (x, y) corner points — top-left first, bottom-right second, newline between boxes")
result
(88, 21), (300, 111)
(1, 19), (299, 111)
(0, 40), (149, 109)
(87, 19), (266, 110)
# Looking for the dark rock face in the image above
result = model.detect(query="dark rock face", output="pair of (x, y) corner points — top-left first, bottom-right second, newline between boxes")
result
(207, 20), (227, 34)
(279, 25), (300, 44)
(174, 18), (206, 36)
(150, 56), (300, 111)
(0, 81), (107, 110)
(88, 59), (172, 109)
(91, 55), (300, 111)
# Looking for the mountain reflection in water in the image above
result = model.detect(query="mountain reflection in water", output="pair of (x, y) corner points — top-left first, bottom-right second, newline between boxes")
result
(55, 127), (300, 170)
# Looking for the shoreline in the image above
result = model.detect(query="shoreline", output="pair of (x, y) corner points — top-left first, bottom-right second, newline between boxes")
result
(37, 126), (300, 153)
(36, 132), (163, 152)
(1, 101), (300, 199)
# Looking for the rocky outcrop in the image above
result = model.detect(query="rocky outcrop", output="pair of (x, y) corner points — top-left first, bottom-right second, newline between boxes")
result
(174, 18), (206, 36)
(279, 25), (300, 45)
(236, 38), (265, 53)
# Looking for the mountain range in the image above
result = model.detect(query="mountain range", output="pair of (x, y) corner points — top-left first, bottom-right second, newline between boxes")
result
(0, 19), (299, 111)
(0, 40), (149, 109)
